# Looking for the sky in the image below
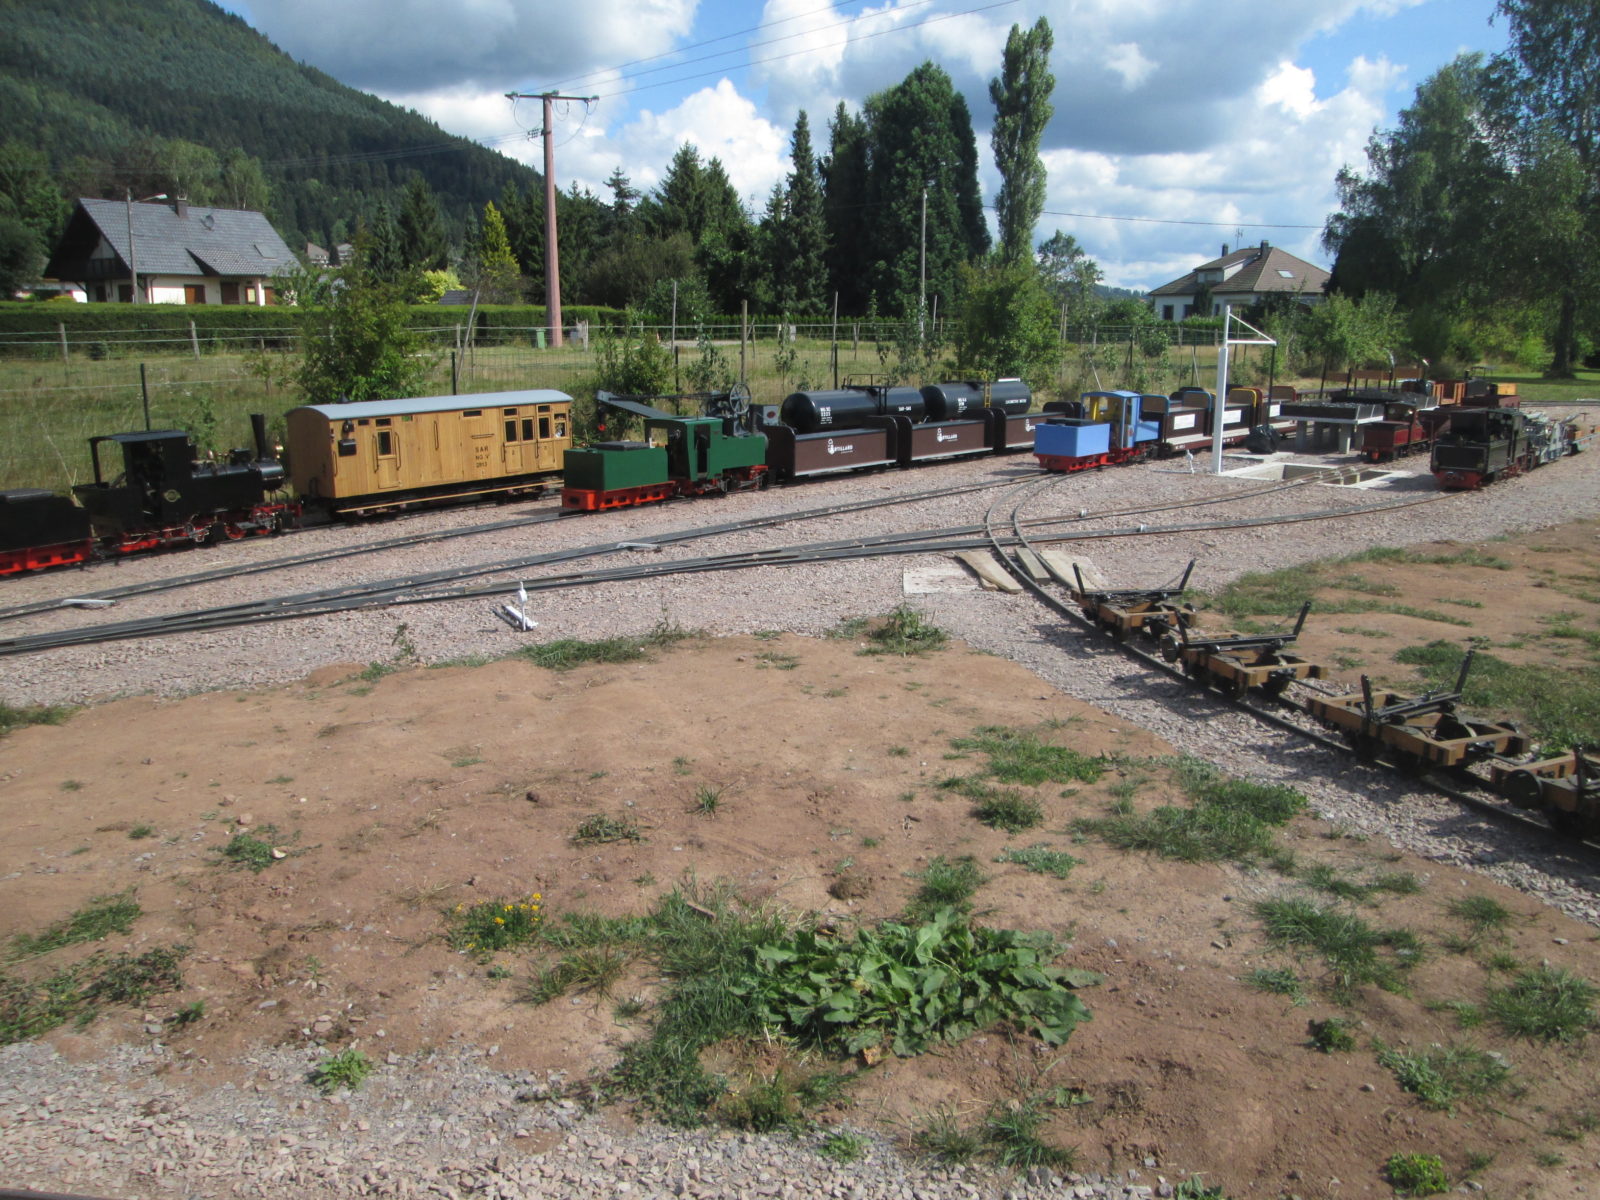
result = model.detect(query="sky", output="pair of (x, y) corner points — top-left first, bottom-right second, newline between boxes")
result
(222, 0), (1511, 292)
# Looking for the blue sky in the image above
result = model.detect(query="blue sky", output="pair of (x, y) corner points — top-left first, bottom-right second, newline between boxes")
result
(224, 0), (1512, 291)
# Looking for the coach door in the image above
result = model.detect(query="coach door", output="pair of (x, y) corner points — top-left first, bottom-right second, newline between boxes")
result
(373, 419), (400, 488)
(534, 404), (565, 471)
(502, 408), (535, 474)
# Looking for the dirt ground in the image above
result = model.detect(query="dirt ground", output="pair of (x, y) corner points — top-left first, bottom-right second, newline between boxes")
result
(4, 528), (1600, 1200)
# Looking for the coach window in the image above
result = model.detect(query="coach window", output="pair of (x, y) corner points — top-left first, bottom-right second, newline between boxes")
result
(377, 430), (394, 455)
(533, 417), (545, 439)
(555, 415), (567, 437)
(505, 420), (519, 442)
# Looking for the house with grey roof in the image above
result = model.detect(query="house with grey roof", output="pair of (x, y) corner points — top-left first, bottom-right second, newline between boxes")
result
(1147, 241), (1329, 322)
(46, 197), (300, 305)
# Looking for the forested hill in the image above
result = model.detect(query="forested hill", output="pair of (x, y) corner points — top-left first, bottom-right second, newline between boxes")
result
(0, 0), (541, 249)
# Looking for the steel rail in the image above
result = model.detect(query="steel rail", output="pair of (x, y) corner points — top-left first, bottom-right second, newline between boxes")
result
(983, 486), (1582, 847)
(0, 488), (1457, 657)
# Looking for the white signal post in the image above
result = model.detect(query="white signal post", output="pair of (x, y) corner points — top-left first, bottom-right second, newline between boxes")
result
(1211, 304), (1277, 474)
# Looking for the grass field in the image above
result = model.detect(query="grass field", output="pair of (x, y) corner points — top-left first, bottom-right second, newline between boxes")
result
(4, 327), (1591, 493)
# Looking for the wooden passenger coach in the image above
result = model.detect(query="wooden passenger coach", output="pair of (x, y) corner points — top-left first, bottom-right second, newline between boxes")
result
(286, 390), (573, 515)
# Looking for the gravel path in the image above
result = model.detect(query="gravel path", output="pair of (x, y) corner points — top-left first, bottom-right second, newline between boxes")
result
(4, 428), (1600, 1199)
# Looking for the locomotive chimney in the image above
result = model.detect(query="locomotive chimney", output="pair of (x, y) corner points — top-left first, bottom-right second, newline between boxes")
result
(250, 413), (271, 461)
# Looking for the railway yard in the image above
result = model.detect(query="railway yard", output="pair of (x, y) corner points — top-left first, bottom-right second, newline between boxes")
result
(3, 417), (1600, 1200)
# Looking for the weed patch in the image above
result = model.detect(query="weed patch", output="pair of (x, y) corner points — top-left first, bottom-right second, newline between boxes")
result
(518, 622), (695, 672)
(857, 605), (948, 656)
(219, 829), (281, 871)
(995, 844), (1080, 879)
(310, 1048), (373, 1094)
(9, 891), (140, 959)
(1307, 1016), (1357, 1053)
(1484, 966), (1596, 1042)
(448, 895), (544, 960)
(572, 814), (645, 845)
(1375, 1041), (1510, 1111)
(524, 946), (631, 1004)
(1385, 1152), (1449, 1196)
(905, 856), (986, 920)
(1256, 898), (1422, 995)
(0, 700), (75, 738)
(949, 727), (1103, 786)
(1077, 757), (1304, 867)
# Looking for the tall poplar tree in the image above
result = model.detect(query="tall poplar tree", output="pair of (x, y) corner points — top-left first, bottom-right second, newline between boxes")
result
(989, 17), (1055, 263)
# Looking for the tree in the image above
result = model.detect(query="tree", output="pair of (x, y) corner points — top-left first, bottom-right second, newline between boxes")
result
(948, 257), (1061, 387)
(781, 111), (829, 316)
(822, 103), (871, 314)
(217, 149), (272, 213)
(1035, 230), (1102, 323)
(0, 216), (45, 297)
(861, 63), (991, 317)
(289, 227), (433, 405)
(397, 175), (449, 272)
(468, 201), (522, 304)
(363, 203), (405, 286)
(1491, 0), (1600, 375)
(989, 18), (1055, 263)
(0, 142), (67, 251)
(605, 167), (642, 239)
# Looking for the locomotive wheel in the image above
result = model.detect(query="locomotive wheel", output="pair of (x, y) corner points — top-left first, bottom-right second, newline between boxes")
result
(1395, 753), (1432, 778)
(1346, 732), (1379, 761)
(1159, 634), (1182, 663)
(1259, 676), (1292, 699)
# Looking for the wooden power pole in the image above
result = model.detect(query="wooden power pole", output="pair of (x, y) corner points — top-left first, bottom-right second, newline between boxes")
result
(506, 90), (596, 348)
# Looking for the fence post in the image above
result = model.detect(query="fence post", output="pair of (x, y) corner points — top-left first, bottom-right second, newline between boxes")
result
(451, 350), (458, 395)
(140, 362), (151, 431)
(58, 321), (69, 363)
(740, 300), (748, 383)
(189, 321), (200, 359)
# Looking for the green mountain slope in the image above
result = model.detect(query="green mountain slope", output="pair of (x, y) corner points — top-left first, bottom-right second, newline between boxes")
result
(0, 0), (540, 247)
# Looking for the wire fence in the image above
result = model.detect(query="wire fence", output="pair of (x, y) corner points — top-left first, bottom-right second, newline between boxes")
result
(0, 320), (1245, 493)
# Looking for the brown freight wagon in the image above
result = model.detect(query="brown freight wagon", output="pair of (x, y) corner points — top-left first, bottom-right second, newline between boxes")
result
(286, 390), (573, 515)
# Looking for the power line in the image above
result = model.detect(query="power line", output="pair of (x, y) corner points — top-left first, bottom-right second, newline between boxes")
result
(592, 0), (1023, 99)
(1034, 207), (1323, 230)
(537, 0), (937, 95)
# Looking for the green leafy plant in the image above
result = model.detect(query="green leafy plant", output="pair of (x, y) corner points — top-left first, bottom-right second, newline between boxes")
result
(1445, 894), (1515, 945)
(982, 1094), (1078, 1170)
(1307, 1016), (1357, 1053)
(79, 946), (187, 1006)
(0, 700), (74, 738)
(739, 907), (1095, 1057)
(692, 785), (725, 817)
(309, 1047), (374, 1094)
(1384, 1152), (1449, 1196)
(127, 824), (156, 840)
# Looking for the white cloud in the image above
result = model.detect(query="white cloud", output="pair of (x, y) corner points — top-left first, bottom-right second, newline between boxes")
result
(246, 0), (695, 93)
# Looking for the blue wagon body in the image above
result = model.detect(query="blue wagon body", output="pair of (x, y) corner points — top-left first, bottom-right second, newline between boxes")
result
(1035, 418), (1111, 460)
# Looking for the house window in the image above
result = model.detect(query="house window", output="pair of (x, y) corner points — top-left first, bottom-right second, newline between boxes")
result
(1162, 305), (1173, 321)
(184, 285), (206, 305)
(1183, 304), (1194, 318)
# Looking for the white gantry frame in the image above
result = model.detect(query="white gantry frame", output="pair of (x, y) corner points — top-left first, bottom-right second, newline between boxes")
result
(1211, 304), (1278, 474)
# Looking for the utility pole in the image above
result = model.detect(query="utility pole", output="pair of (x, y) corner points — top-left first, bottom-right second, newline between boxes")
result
(506, 91), (596, 348)
(918, 186), (927, 341)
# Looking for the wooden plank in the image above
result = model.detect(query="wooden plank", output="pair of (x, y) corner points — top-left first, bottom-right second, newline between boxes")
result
(955, 550), (1023, 593)
(1038, 551), (1107, 592)
(1013, 547), (1050, 583)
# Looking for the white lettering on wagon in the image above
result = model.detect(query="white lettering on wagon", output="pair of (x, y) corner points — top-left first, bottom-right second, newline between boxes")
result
(936, 430), (959, 442)
(826, 439), (855, 455)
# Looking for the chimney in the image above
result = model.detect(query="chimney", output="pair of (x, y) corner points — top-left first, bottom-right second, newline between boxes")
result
(1221, 243), (1228, 257)
(1260, 238), (1269, 250)
(175, 197), (189, 219)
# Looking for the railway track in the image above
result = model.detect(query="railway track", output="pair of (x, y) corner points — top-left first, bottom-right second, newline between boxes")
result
(978, 481), (1588, 847)
(0, 475), (1447, 658)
